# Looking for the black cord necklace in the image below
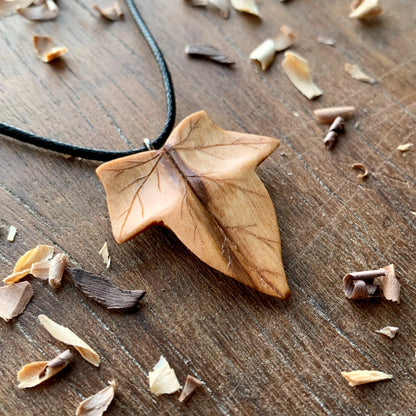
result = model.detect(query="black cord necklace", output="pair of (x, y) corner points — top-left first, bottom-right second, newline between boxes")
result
(0, 0), (175, 161)
(1, 0), (291, 299)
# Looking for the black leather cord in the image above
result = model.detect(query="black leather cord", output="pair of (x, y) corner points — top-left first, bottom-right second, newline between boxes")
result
(0, 0), (176, 162)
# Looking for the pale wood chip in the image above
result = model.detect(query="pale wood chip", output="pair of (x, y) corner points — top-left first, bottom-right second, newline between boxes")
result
(208, 0), (229, 18)
(7, 225), (17, 242)
(92, 2), (123, 21)
(345, 63), (375, 84)
(16, 0), (59, 20)
(76, 380), (116, 416)
(352, 163), (369, 180)
(17, 350), (73, 388)
(38, 314), (100, 366)
(350, 0), (382, 19)
(316, 35), (336, 46)
(375, 326), (399, 339)
(33, 36), (67, 63)
(3, 244), (54, 284)
(30, 259), (51, 280)
(178, 375), (203, 403)
(0, 281), (33, 321)
(49, 253), (68, 289)
(397, 143), (413, 152)
(230, 0), (260, 17)
(380, 264), (400, 303)
(98, 242), (110, 267)
(341, 370), (392, 386)
(0, 0), (32, 16)
(273, 25), (295, 52)
(149, 356), (181, 396)
(314, 106), (355, 123)
(250, 39), (276, 70)
(282, 51), (323, 100)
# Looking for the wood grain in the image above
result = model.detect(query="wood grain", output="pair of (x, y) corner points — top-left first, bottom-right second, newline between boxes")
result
(1, 0), (415, 415)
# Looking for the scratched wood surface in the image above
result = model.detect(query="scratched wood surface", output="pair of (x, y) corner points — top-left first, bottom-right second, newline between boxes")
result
(0, 0), (415, 415)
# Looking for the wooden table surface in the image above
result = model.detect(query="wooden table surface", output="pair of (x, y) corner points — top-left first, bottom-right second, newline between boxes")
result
(1, 0), (415, 415)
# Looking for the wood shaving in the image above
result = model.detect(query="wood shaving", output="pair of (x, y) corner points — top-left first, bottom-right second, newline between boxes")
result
(0, 0), (32, 16)
(273, 26), (295, 52)
(3, 244), (54, 284)
(341, 370), (392, 386)
(33, 36), (67, 63)
(314, 106), (355, 123)
(98, 242), (111, 268)
(16, 0), (59, 20)
(17, 350), (73, 388)
(49, 253), (68, 289)
(66, 268), (146, 311)
(380, 264), (400, 303)
(30, 259), (51, 280)
(92, 2), (123, 21)
(250, 39), (276, 71)
(375, 326), (399, 339)
(349, 0), (382, 19)
(397, 143), (413, 152)
(0, 281), (33, 322)
(38, 314), (100, 366)
(7, 225), (17, 242)
(352, 163), (369, 180)
(190, 0), (230, 19)
(230, 0), (260, 17)
(316, 35), (335, 46)
(149, 356), (181, 396)
(76, 380), (116, 416)
(282, 51), (323, 100)
(185, 45), (234, 65)
(178, 375), (203, 403)
(345, 63), (375, 84)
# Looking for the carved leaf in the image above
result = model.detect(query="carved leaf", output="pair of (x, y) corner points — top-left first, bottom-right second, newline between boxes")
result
(96, 111), (289, 298)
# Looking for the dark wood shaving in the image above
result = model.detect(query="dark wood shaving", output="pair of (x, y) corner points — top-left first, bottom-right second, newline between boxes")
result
(352, 163), (369, 180)
(185, 45), (234, 65)
(66, 268), (145, 311)
(39, 349), (73, 378)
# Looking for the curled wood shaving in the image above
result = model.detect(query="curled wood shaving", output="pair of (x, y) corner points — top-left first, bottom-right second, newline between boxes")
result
(282, 51), (323, 100)
(16, 0), (59, 20)
(17, 350), (73, 388)
(397, 143), (413, 152)
(349, 0), (382, 19)
(33, 36), (68, 63)
(341, 370), (392, 386)
(3, 244), (54, 284)
(375, 326), (399, 339)
(49, 253), (68, 289)
(92, 2), (123, 21)
(7, 225), (17, 242)
(314, 106), (355, 123)
(38, 314), (100, 366)
(178, 375), (203, 403)
(0, 281), (33, 322)
(30, 259), (51, 280)
(345, 63), (375, 84)
(273, 25), (295, 52)
(250, 39), (276, 71)
(185, 45), (234, 65)
(149, 356), (181, 396)
(351, 163), (369, 180)
(0, 0), (32, 17)
(76, 380), (116, 416)
(66, 268), (146, 311)
(189, 0), (230, 19)
(230, 0), (260, 17)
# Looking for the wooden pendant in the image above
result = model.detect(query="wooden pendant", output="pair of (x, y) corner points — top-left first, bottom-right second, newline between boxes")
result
(96, 111), (290, 299)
